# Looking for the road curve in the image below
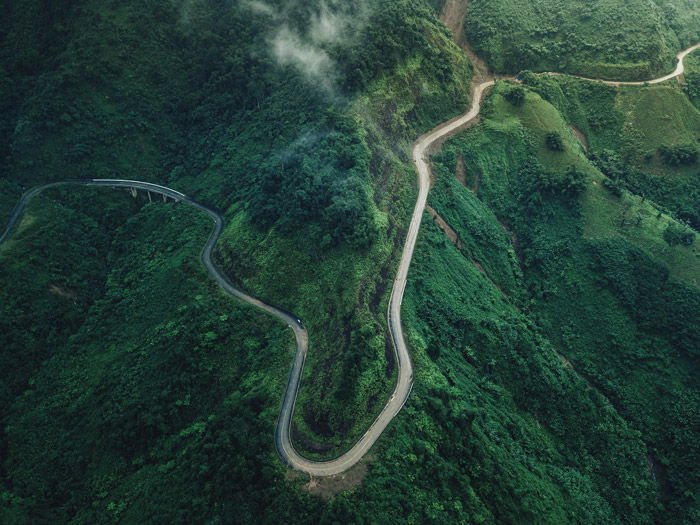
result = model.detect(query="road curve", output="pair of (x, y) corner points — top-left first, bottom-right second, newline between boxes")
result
(3, 41), (697, 476)
(0, 177), (414, 476)
(0, 78), (494, 476)
(544, 43), (700, 86)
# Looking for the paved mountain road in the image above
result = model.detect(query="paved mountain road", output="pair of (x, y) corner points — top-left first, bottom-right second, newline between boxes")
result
(1, 43), (697, 477)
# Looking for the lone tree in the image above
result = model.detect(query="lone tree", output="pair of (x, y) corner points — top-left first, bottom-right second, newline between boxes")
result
(505, 86), (526, 106)
(546, 132), (564, 152)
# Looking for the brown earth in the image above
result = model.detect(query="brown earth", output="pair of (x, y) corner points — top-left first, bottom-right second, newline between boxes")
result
(440, 0), (498, 86)
(455, 155), (467, 187)
(426, 205), (463, 248)
(569, 124), (589, 151)
(48, 284), (78, 301)
(290, 457), (370, 500)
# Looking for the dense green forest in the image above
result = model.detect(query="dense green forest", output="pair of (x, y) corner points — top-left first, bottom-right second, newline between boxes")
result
(0, 0), (472, 458)
(465, 0), (700, 79)
(426, 76), (700, 523)
(2, 0), (700, 523)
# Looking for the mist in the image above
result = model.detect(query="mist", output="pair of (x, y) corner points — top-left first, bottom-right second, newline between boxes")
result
(240, 0), (371, 99)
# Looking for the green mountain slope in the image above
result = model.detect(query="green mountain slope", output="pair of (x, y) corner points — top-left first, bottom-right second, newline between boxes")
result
(465, 0), (700, 79)
(428, 79), (700, 524)
(2, 0), (700, 523)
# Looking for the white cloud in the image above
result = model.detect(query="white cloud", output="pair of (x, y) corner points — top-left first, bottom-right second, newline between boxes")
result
(272, 26), (337, 94)
(238, 0), (371, 98)
(240, 0), (275, 17)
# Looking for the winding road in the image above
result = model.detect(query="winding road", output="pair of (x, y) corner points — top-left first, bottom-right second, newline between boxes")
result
(2, 43), (698, 477)
(544, 43), (700, 86)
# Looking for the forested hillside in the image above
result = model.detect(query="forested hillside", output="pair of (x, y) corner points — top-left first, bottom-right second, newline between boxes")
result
(0, 0), (472, 460)
(465, 0), (700, 79)
(2, 0), (699, 523)
(426, 75), (700, 523)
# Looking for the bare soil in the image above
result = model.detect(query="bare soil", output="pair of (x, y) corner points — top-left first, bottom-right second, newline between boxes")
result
(426, 205), (463, 248)
(569, 124), (589, 151)
(455, 155), (468, 186)
(48, 284), (78, 301)
(298, 458), (370, 500)
(440, 0), (497, 86)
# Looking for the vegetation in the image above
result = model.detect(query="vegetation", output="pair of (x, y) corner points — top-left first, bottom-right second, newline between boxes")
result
(429, 79), (700, 524)
(658, 142), (699, 166)
(545, 131), (564, 152)
(504, 86), (525, 106)
(683, 48), (700, 109)
(663, 222), (696, 246)
(466, 0), (699, 79)
(0, 189), (312, 523)
(0, 0), (473, 461)
(520, 69), (700, 235)
(2, 0), (700, 523)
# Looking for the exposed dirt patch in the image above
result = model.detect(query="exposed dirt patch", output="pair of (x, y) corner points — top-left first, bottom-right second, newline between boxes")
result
(499, 220), (521, 259)
(472, 260), (488, 278)
(455, 155), (467, 186)
(426, 206), (516, 302)
(440, 0), (469, 47)
(301, 458), (370, 500)
(454, 155), (482, 194)
(569, 125), (589, 151)
(472, 171), (481, 195)
(473, 259), (515, 303)
(554, 350), (598, 391)
(558, 353), (574, 369)
(440, 0), (498, 86)
(426, 205), (463, 248)
(48, 284), (78, 301)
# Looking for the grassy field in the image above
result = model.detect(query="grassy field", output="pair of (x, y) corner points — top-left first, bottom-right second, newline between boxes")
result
(477, 83), (700, 286)
(616, 85), (700, 173)
(519, 68), (700, 239)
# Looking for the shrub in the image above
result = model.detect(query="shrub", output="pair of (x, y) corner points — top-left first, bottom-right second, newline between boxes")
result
(658, 143), (699, 166)
(546, 132), (564, 152)
(505, 86), (526, 106)
(663, 223), (696, 247)
(603, 178), (623, 197)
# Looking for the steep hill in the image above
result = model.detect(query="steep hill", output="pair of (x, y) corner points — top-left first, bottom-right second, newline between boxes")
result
(465, 0), (700, 79)
(1, 0), (699, 523)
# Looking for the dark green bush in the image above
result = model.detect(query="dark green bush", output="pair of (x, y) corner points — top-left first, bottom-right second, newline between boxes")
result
(663, 222), (696, 246)
(505, 86), (526, 106)
(545, 131), (564, 151)
(659, 143), (699, 166)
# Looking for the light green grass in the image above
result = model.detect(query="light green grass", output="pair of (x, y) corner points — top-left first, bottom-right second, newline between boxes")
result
(583, 185), (700, 286)
(616, 85), (700, 173)
(488, 81), (700, 288)
(466, 0), (682, 80)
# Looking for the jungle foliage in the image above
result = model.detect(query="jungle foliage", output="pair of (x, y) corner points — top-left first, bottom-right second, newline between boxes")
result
(0, 0), (473, 461)
(2, 0), (700, 524)
(466, 0), (700, 79)
(426, 79), (700, 524)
